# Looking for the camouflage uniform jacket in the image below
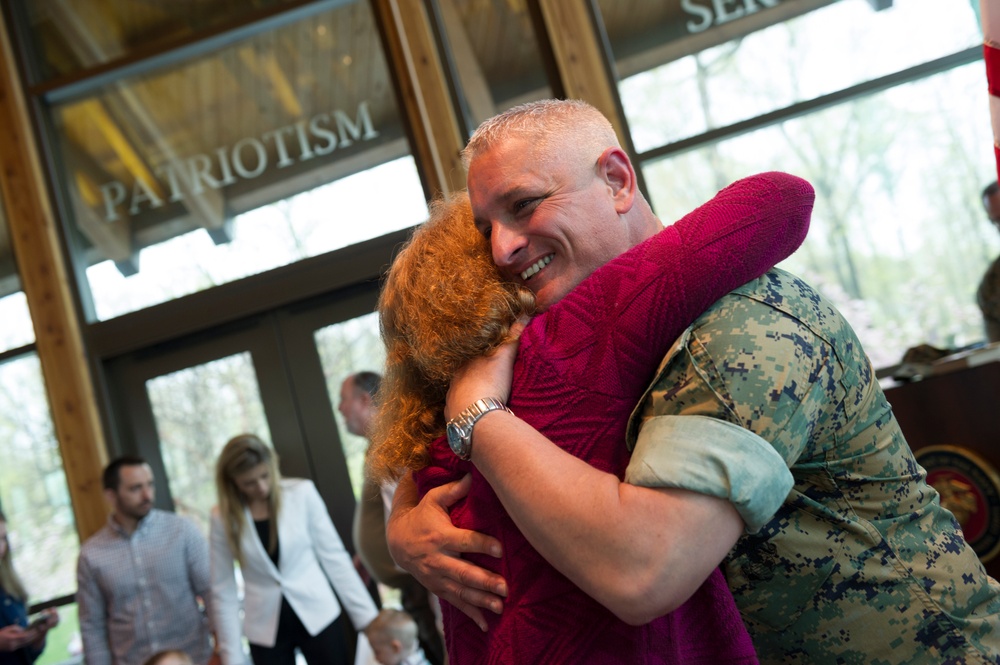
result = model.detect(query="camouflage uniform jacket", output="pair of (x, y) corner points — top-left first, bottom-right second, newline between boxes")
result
(625, 268), (1000, 664)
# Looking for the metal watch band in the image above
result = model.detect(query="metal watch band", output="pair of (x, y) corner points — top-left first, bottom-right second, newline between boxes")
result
(464, 397), (511, 424)
(447, 397), (513, 460)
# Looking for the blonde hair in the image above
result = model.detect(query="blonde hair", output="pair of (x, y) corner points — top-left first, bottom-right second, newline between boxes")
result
(461, 98), (619, 168)
(367, 192), (534, 483)
(367, 609), (419, 652)
(0, 510), (27, 602)
(215, 434), (282, 563)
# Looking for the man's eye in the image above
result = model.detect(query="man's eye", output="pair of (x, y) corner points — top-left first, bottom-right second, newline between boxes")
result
(514, 198), (538, 213)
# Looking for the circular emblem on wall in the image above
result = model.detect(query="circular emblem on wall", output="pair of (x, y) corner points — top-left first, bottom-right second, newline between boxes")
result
(915, 445), (1000, 563)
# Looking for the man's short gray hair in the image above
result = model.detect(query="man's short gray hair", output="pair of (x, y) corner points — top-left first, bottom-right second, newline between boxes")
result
(462, 98), (620, 168)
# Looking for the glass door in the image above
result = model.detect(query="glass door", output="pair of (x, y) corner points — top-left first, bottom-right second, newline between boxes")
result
(103, 281), (384, 540)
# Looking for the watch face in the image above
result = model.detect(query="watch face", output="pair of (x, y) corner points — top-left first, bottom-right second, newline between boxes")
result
(446, 422), (469, 459)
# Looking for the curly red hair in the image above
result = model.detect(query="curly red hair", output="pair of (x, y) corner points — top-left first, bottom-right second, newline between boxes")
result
(367, 192), (535, 484)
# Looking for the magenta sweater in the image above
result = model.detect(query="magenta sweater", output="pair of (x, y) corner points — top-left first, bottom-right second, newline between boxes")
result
(414, 172), (815, 664)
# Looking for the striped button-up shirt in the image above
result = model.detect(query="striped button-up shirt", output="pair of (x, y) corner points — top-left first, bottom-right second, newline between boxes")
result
(77, 509), (214, 665)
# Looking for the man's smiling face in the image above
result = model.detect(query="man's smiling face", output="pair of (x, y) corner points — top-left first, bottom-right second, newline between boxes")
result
(467, 135), (632, 312)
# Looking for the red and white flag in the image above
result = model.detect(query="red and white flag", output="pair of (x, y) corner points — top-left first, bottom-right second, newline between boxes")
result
(984, 0), (1000, 181)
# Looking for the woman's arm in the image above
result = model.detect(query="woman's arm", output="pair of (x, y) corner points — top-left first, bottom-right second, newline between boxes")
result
(208, 511), (248, 665)
(546, 171), (813, 368)
(304, 481), (378, 631)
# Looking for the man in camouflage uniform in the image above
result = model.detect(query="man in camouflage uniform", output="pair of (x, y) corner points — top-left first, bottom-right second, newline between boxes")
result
(625, 268), (1000, 663)
(386, 99), (1000, 663)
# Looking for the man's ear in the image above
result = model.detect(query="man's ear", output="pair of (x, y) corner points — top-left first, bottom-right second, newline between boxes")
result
(103, 488), (117, 508)
(597, 147), (637, 214)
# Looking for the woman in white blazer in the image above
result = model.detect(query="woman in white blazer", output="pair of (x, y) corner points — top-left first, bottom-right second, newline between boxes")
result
(210, 434), (378, 665)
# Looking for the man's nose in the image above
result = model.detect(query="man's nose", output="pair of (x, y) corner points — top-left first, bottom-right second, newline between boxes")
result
(491, 224), (527, 268)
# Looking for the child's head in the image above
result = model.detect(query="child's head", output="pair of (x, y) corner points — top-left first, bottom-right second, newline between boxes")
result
(367, 609), (420, 665)
(142, 650), (193, 665)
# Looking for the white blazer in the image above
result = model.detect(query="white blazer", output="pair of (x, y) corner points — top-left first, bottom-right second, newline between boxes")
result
(210, 478), (378, 665)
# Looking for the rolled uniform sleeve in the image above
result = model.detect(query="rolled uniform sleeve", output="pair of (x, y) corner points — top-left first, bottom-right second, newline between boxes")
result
(625, 415), (792, 533)
(624, 271), (840, 537)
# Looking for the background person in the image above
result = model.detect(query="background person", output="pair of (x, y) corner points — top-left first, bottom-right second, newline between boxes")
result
(341, 372), (445, 665)
(386, 99), (1000, 664)
(209, 434), (377, 665)
(0, 510), (58, 665)
(364, 609), (430, 665)
(77, 456), (213, 665)
(978, 180), (1000, 342)
(370, 173), (811, 663)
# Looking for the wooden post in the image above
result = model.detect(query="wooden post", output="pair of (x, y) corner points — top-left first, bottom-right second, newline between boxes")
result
(373, 0), (467, 198)
(0, 12), (109, 541)
(536, 0), (629, 146)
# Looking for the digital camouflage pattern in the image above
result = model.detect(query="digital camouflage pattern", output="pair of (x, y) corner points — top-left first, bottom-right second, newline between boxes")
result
(629, 269), (1000, 664)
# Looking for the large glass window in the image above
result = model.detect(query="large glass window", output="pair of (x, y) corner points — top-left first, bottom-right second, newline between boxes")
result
(45, 1), (427, 321)
(605, 0), (980, 150)
(643, 63), (995, 368)
(605, 0), (989, 365)
(0, 188), (79, 665)
(0, 354), (81, 665)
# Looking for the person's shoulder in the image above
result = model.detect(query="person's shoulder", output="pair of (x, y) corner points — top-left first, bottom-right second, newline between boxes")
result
(80, 522), (114, 550)
(693, 268), (859, 356)
(150, 508), (187, 528)
(78, 522), (118, 568)
(703, 268), (827, 318)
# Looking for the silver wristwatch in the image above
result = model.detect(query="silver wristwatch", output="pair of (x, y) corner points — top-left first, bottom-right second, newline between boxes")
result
(445, 397), (513, 460)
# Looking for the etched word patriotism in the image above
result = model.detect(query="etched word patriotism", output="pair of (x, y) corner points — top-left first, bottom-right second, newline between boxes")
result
(99, 101), (380, 223)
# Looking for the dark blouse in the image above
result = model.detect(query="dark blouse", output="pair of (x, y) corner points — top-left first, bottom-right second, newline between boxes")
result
(254, 519), (281, 566)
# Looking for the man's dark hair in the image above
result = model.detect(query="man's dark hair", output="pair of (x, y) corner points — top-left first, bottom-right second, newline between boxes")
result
(983, 181), (999, 200)
(350, 371), (382, 402)
(103, 455), (148, 491)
